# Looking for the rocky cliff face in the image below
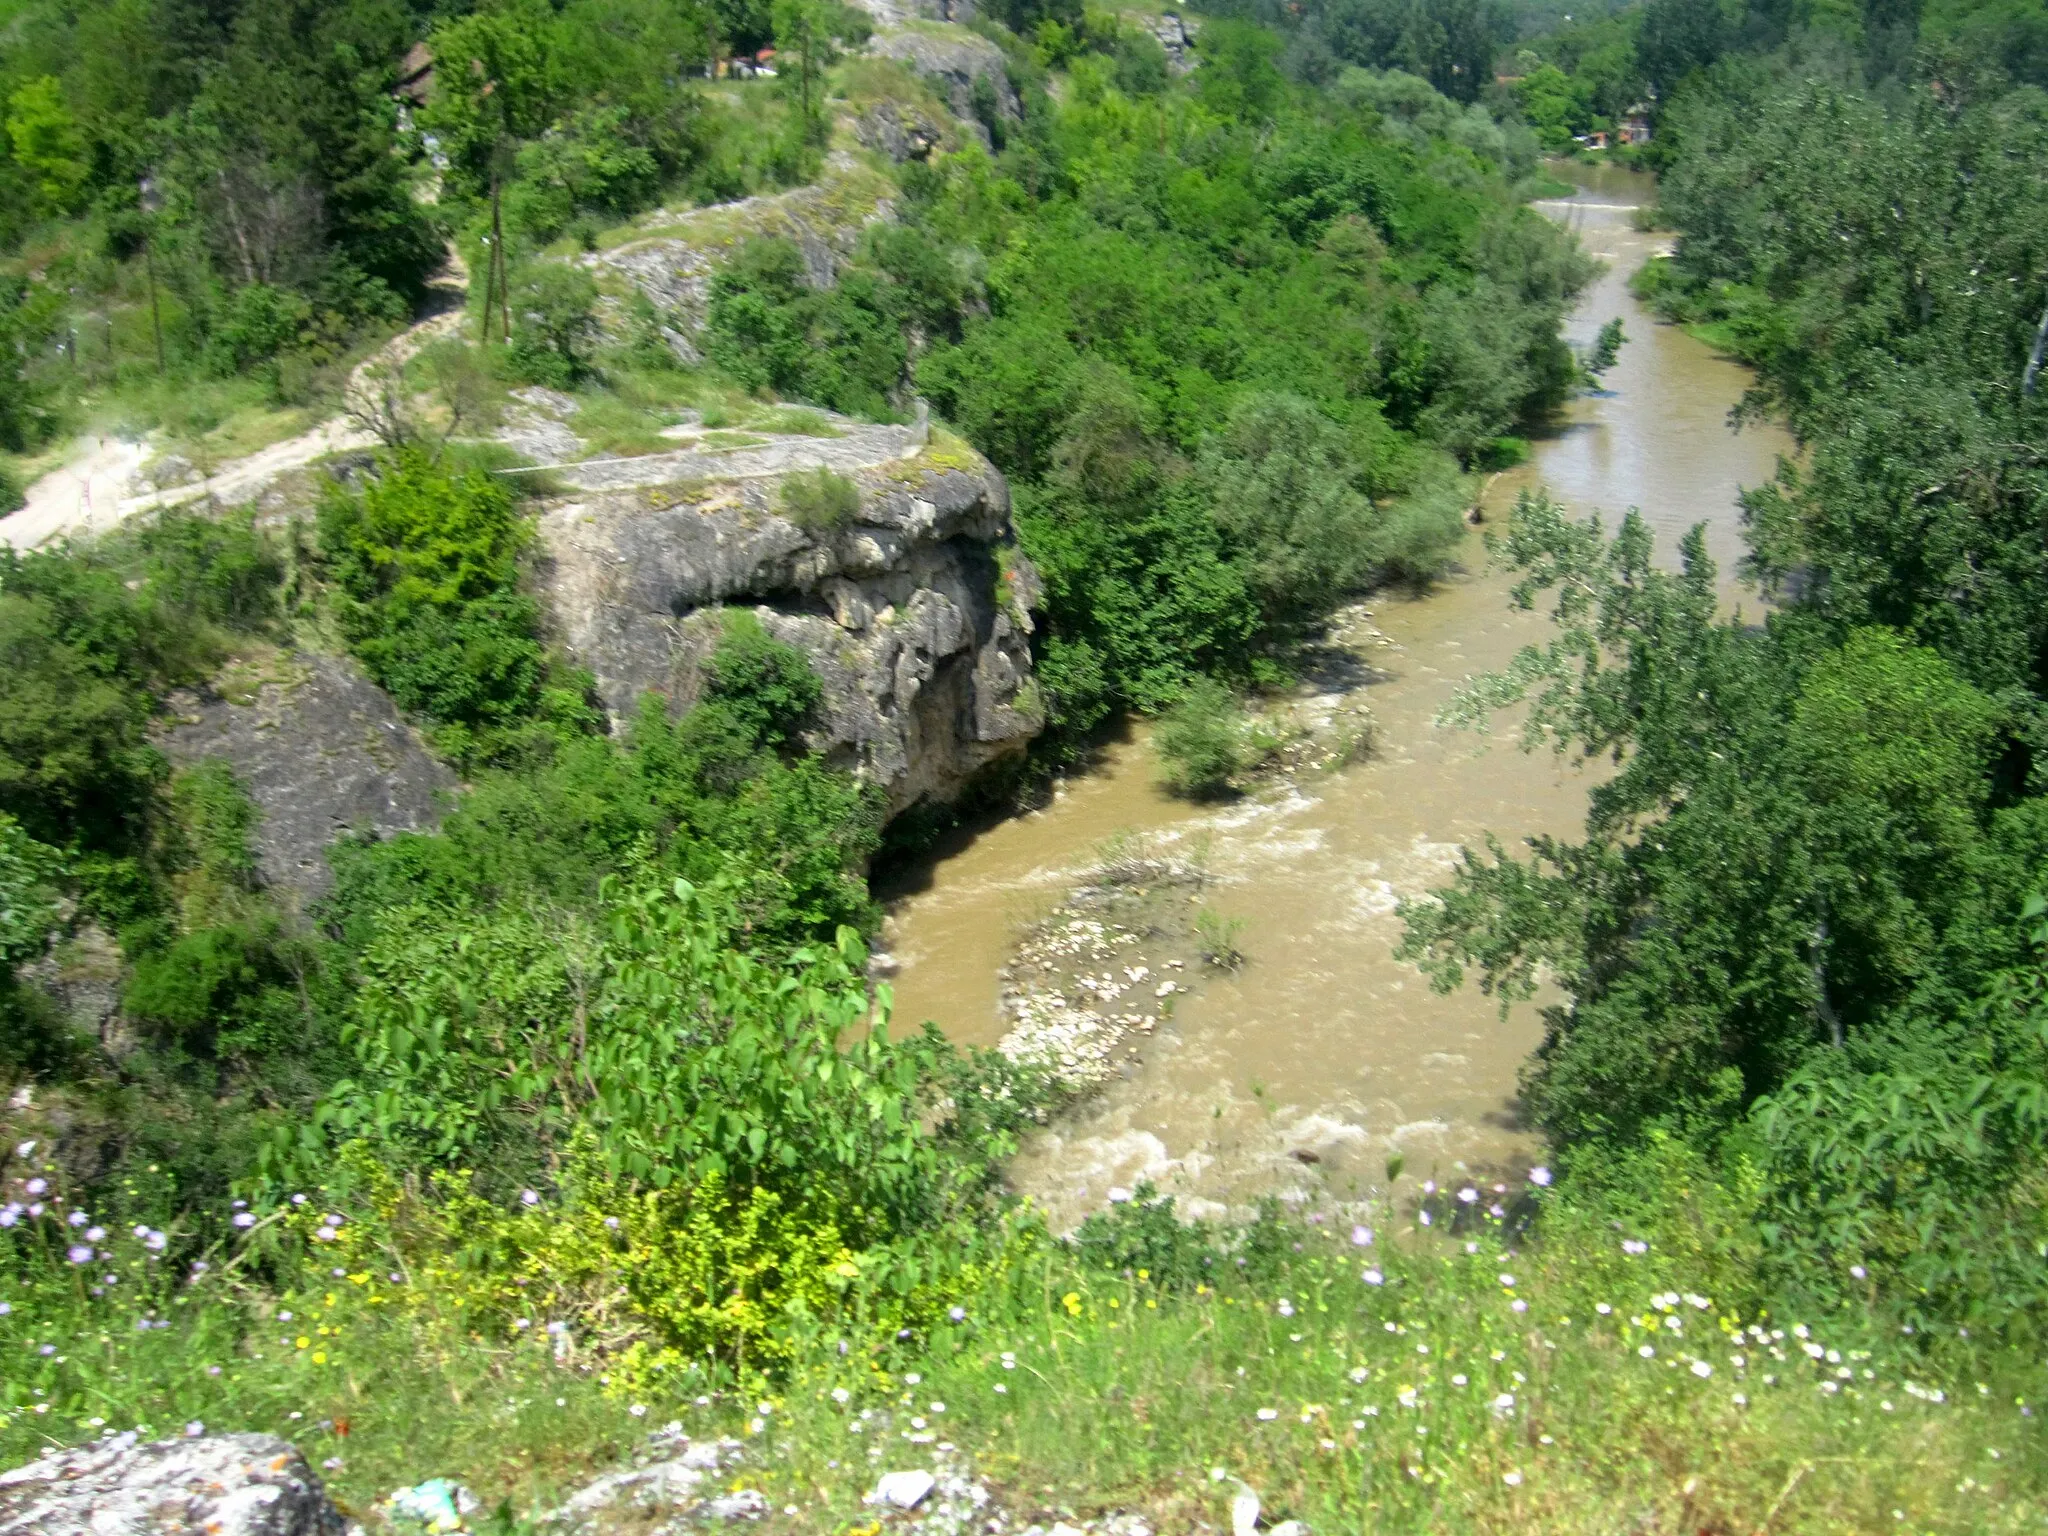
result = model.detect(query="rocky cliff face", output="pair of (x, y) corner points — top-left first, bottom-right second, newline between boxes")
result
(533, 425), (1044, 817)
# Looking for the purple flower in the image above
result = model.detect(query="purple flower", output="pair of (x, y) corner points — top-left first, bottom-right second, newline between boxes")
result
(1529, 1167), (1552, 1187)
(603, 1216), (620, 1230)
(39, 1343), (55, 1355)
(184, 1421), (204, 1438)
(133, 1225), (150, 1238)
(67, 1211), (86, 1227)
(0, 1208), (16, 1228)
(66, 1245), (93, 1264)
(1457, 1187), (1478, 1204)
(291, 1194), (307, 1205)
(231, 1199), (247, 1210)
(27, 1202), (43, 1217)
(190, 1261), (209, 1275)
(13, 1140), (33, 1157)
(1351, 1224), (1374, 1247)
(207, 1365), (222, 1376)
(143, 1231), (164, 1251)
(0, 1301), (10, 1315)
(85, 1226), (105, 1243)
(948, 1306), (966, 1322)
(25, 1178), (46, 1195)
(232, 1213), (256, 1229)
(521, 1190), (540, 1206)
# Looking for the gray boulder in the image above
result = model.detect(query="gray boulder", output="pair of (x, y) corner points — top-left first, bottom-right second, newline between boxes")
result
(0, 1432), (345, 1536)
(162, 651), (456, 902)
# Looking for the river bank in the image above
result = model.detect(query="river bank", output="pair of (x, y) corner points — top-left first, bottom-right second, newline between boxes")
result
(879, 165), (1794, 1233)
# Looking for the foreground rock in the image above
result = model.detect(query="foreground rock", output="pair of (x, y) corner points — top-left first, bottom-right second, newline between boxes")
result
(534, 428), (1045, 817)
(163, 650), (456, 901)
(0, 1432), (345, 1536)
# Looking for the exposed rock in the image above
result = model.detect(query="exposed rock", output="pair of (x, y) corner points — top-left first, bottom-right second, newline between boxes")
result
(532, 432), (1044, 817)
(1148, 13), (1199, 74)
(547, 1432), (756, 1531)
(856, 99), (947, 162)
(18, 922), (124, 1049)
(0, 1431), (345, 1536)
(873, 29), (1020, 128)
(585, 155), (895, 347)
(162, 651), (456, 901)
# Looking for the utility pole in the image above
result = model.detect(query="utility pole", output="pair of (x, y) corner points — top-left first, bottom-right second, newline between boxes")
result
(139, 175), (166, 375)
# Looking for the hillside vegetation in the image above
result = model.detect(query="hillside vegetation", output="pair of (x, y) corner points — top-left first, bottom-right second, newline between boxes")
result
(0, 0), (2041, 1527)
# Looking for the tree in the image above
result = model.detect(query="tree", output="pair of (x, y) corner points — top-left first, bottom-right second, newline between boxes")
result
(1635, 0), (1727, 97)
(4, 77), (89, 216)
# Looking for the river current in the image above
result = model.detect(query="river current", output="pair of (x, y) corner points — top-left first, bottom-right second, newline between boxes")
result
(877, 165), (1794, 1231)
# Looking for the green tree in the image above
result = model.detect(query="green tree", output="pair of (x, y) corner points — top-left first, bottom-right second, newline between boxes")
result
(4, 77), (89, 215)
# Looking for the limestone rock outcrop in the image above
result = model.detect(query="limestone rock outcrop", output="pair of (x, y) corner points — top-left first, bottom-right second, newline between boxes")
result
(0, 1432), (346, 1536)
(162, 651), (456, 900)
(533, 430), (1044, 816)
(872, 28), (1021, 130)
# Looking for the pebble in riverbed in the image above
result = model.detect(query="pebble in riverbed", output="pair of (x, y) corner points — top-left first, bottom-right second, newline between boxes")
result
(996, 860), (1201, 1091)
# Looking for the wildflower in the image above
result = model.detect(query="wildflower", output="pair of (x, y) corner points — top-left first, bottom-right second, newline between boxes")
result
(0, 1302), (8, 1315)
(993, 1384), (1008, 1394)
(89, 1225), (110, 1244)
(1457, 1188), (1477, 1204)
(1529, 1167), (1552, 1187)
(1499, 1273), (1516, 1287)
(603, 1216), (620, 1229)
(948, 1306), (966, 1322)
(312, 1227), (336, 1243)
(1422, 1181), (1436, 1194)
(1511, 1300), (1527, 1313)
(0, 1207), (15, 1227)
(522, 1190), (540, 1207)
(832, 1388), (851, 1404)
(1362, 1268), (1384, 1285)
(14, 1141), (33, 1157)
(1277, 1299), (1295, 1318)
(185, 1421), (204, 1438)
(630, 1404), (648, 1417)
(905, 1373), (921, 1385)
(1503, 1470), (1523, 1486)
(1351, 1225), (1373, 1247)
(66, 1245), (92, 1264)
(324, 1458), (344, 1471)
(1621, 1239), (1647, 1255)
(515, 1319), (531, 1330)
(208, 1366), (221, 1376)
(1256, 1408), (1278, 1421)
(279, 1311), (292, 1321)
(67, 1211), (86, 1227)
(1107, 1187), (1132, 1203)
(232, 1213), (256, 1229)
(1451, 1374), (1467, 1386)
(1638, 1345), (1655, 1358)
(1062, 1292), (1082, 1316)
(1489, 1204), (1506, 1218)
(1850, 1264), (1867, 1280)
(1691, 1361), (1713, 1378)
(1491, 1392), (1515, 1415)
(26, 1179), (46, 1195)
(296, 1336), (310, 1349)
(1418, 1211), (1432, 1227)
(1595, 1303), (1612, 1315)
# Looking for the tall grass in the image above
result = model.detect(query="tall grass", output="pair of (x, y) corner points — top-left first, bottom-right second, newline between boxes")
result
(2, 1171), (2039, 1530)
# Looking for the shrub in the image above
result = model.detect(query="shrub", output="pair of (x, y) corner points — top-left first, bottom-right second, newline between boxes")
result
(778, 467), (861, 533)
(1154, 678), (1247, 799)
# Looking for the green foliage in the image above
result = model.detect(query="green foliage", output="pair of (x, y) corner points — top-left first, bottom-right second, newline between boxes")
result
(317, 451), (560, 756)
(778, 466), (861, 533)
(506, 265), (602, 389)
(1154, 677), (1249, 799)
(289, 873), (976, 1225)
(0, 812), (61, 970)
(1585, 316), (1625, 376)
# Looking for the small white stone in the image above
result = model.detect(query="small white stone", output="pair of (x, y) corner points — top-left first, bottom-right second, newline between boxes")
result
(870, 1470), (936, 1509)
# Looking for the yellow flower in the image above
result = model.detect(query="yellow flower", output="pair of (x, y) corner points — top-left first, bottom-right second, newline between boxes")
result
(312, 1351), (328, 1365)
(295, 1336), (310, 1350)
(1062, 1292), (1082, 1316)
(1145, 1298), (1158, 1310)
(1108, 1298), (1120, 1309)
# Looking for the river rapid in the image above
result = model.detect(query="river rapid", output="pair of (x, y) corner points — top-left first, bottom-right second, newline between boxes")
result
(876, 165), (1794, 1231)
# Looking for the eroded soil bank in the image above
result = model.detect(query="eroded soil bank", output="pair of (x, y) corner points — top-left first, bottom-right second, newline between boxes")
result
(878, 165), (1793, 1231)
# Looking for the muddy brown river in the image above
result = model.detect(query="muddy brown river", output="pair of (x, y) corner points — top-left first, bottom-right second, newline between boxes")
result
(878, 166), (1794, 1230)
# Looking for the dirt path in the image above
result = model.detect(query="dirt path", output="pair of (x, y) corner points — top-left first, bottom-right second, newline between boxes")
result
(1, 278), (466, 552)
